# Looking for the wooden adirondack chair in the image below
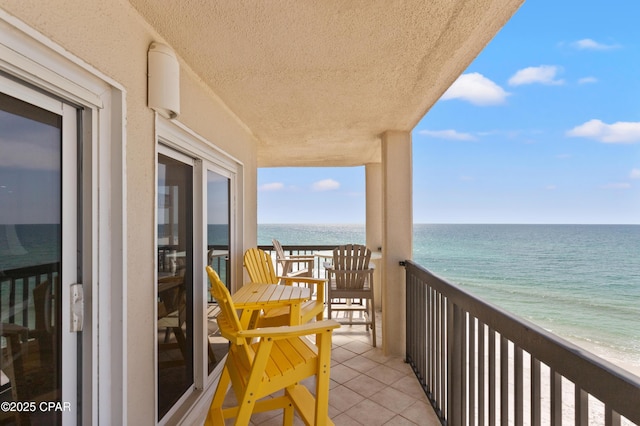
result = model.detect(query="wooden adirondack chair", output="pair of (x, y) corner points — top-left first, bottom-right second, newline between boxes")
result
(272, 238), (314, 278)
(326, 244), (376, 347)
(243, 248), (326, 326)
(205, 266), (339, 426)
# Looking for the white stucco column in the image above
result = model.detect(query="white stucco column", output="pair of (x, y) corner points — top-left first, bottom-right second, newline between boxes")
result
(381, 130), (412, 356)
(365, 163), (383, 309)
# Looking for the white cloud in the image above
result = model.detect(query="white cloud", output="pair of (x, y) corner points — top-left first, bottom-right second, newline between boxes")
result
(508, 65), (564, 86)
(599, 182), (631, 189)
(441, 73), (509, 106)
(312, 179), (340, 191)
(566, 119), (640, 144)
(572, 38), (620, 50)
(259, 182), (284, 191)
(630, 169), (640, 179)
(578, 76), (598, 84)
(418, 129), (476, 141)
(546, 185), (557, 190)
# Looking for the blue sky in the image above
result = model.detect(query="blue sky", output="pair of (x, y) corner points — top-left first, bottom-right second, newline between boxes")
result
(258, 1), (640, 224)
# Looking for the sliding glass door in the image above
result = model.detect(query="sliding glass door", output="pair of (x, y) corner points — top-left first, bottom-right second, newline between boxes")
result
(0, 79), (79, 425)
(206, 167), (231, 374)
(155, 124), (237, 418)
(156, 152), (194, 420)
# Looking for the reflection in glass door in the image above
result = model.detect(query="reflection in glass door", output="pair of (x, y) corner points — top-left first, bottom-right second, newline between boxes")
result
(206, 169), (230, 374)
(0, 88), (78, 425)
(156, 153), (193, 420)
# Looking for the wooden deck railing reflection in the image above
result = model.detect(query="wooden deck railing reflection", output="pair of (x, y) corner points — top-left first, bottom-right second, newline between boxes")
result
(0, 262), (59, 327)
(405, 260), (640, 426)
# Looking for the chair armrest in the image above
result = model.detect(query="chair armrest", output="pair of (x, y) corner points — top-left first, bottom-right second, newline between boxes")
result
(326, 268), (374, 274)
(279, 276), (326, 285)
(285, 254), (315, 260)
(237, 320), (340, 339)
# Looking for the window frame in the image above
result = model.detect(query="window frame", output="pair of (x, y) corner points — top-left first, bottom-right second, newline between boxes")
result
(155, 116), (241, 424)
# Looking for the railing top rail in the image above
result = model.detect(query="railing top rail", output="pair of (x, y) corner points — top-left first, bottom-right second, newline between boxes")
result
(405, 259), (640, 422)
(257, 244), (338, 251)
(0, 262), (59, 280)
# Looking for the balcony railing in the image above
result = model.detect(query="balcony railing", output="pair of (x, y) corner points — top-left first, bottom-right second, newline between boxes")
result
(405, 260), (640, 426)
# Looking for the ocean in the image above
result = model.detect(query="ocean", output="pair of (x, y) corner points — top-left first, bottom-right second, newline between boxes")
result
(258, 223), (640, 373)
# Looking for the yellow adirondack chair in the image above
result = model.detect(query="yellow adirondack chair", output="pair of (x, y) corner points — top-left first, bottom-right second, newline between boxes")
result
(205, 266), (339, 426)
(243, 248), (326, 326)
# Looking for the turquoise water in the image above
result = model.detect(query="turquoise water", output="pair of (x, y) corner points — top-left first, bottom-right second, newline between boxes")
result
(259, 223), (640, 368)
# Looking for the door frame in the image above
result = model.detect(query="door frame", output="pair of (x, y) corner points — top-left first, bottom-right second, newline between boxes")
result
(155, 117), (242, 424)
(0, 11), (126, 425)
(0, 77), (78, 424)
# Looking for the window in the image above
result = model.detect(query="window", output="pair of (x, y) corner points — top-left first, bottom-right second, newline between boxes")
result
(156, 152), (194, 419)
(206, 168), (231, 374)
(155, 119), (238, 421)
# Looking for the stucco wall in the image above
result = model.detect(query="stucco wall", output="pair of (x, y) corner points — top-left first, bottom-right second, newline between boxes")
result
(0, 1), (258, 424)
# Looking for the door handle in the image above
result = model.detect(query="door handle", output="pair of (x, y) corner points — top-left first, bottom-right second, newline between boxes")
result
(70, 283), (84, 332)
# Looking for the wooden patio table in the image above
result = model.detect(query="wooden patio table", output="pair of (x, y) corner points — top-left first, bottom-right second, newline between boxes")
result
(232, 282), (311, 328)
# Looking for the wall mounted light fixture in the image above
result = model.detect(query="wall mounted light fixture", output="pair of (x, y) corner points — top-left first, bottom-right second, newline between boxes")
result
(148, 42), (180, 119)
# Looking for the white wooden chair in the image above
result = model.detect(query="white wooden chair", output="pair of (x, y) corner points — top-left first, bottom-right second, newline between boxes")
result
(326, 244), (376, 347)
(272, 238), (314, 279)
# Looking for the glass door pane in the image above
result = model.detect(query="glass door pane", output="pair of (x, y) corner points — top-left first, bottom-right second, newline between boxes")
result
(0, 90), (69, 425)
(206, 169), (230, 374)
(157, 153), (193, 420)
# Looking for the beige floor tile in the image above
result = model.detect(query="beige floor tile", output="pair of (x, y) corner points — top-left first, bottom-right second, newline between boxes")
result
(365, 363), (406, 384)
(332, 412), (364, 425)
(342, 340), (375, 354)
(369, 386), (418, 414)
(390, 374), (428, 399)
(384, 415), (420, 425)
(344, 398), (396, 426)
(362, 347), (395, 364)
(328, 384), (365, 413)
(384, 356), (414, 374)
(343, 373), (387, 398)
(331, 346), (359, 363)
(342, 354), (380, 373)
(330, 363), (361, 384)
(398, 400), (440, 425)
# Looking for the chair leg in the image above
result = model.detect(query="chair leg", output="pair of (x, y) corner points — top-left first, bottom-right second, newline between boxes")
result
(235, 389), (256, 425)
(283, 401), (294, 426)
(205, 366), (231, 425)
(206, 367), (230, 422)
(315, 331), (333, 425)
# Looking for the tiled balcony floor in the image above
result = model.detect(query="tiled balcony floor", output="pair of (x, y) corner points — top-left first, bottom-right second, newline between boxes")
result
(219, 310), (441, 425)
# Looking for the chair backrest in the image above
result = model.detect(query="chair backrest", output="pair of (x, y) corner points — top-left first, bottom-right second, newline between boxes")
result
(206, 266), (253, 366)
(271, 239), (288, 274)
(332, 244), (372, 290)
(243, 248), (278, 284)
(33, 278), (54, 333)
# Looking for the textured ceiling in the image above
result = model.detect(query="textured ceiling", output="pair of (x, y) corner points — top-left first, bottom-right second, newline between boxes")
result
(129, 0), (523, 166)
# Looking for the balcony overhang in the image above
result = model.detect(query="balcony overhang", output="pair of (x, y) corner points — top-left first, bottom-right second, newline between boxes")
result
(129, 0), (524, 167)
